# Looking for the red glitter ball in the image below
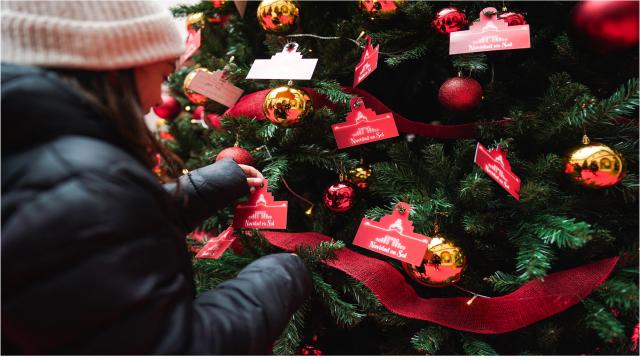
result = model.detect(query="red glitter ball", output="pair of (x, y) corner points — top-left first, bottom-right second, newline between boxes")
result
(438, 77), (483, 112)
(215, 147), (255, 166)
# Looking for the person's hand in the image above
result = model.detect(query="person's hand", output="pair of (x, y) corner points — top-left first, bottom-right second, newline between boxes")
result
(238, 164), (264, 194)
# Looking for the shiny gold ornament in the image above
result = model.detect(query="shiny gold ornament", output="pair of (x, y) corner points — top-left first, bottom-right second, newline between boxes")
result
(358, 0), (404, 19)
(402, 234), (466, 287)
(186, 12), (205, 29)
(262, 86), (312, 127)
(348, 164), (372, 189)
(256, 0), (299, 33)
(564, 143), (625, 188)
(183, 68), (211, 105)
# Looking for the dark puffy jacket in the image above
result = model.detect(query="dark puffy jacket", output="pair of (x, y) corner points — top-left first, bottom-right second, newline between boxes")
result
(1, 63), (311, 355)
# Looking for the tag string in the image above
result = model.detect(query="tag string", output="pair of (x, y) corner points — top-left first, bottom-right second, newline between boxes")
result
(286, 33), (401, 55)
(453, 285), (492, 305)
(280, 177), (314, 215)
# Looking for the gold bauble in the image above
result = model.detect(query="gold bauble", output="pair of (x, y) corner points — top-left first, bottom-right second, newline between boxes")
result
(256, 0), (299, 33)
(262, 86), (312, 127)
(186, 12), (205, 29)
(402, 235), (466, 287)
(183, 68), (210, 105)
(564, 143), (625, 188)
(348, 164), (372, 189)
(358, 0), (404, 19)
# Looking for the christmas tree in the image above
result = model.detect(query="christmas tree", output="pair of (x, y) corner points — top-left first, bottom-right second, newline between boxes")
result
(157, 1), (639, 355)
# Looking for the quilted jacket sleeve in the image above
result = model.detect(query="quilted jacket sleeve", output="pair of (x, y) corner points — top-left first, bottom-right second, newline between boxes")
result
(1, 139), (310, 355)
(163, 158), (249, 230)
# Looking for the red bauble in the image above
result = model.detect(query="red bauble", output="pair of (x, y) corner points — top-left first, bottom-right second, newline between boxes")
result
(215, 146), (255, 166)
(192, 105), (205, 120)
(571, 0), (639, 52)
(438, 77), (483, 112)
(211, 0), (226, 8)
(205, 113), (222, 129)
(322, 182), (357, 213)
(297, 345), (323, 356)
(498, 11), (527, 26)
(152, 94), (181, 119)
(432, 7), (468, 34)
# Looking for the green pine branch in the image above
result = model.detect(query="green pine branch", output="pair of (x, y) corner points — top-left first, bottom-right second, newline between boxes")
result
(272, 300), (310, 355)
(311, 272), (365, 327)
(452, 54), (489, 74)
(385, 44), (428, 68)
(596, 277), (639, 312)
(460, 334), (499, 355)
(583, 298), (626, 343)
(410, 325), (450, 355)
(486, 271), (521, 293)
(528, 215), (593, 249)
(514, 233), (555, 282)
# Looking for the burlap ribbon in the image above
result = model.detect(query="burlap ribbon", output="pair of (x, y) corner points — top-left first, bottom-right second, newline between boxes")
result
(261, 231), (618, 334)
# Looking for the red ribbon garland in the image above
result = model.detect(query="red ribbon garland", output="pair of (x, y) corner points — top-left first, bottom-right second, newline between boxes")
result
(261, 231), (618, 334)
(226, 85), (614, 332)
(224, 87), (512, 139)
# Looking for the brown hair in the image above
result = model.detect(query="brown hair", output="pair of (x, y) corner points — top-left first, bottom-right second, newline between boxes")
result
(51, 68), (183, 182)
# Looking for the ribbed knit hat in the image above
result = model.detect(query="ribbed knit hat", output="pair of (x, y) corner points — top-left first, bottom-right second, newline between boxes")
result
(1, 1), (185, 70)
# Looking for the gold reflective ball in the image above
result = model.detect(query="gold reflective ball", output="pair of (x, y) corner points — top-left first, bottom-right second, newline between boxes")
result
(262, 86), (312, 127)
(348, 165), (372, 189)
(186, 12), (205, 28)
(183, 68), (210, 105)
(564, 143), (625, 188)
(402, 235), (466, 287)
(257, 0), (299, 33)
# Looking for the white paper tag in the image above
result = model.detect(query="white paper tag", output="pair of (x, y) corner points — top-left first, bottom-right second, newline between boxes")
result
(187, 70), (244, 108)
(246, 44), (318, 80)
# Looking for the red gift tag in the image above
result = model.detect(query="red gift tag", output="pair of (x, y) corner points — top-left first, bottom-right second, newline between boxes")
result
(332, 97), (399, 149)
(233, 179), (288, 229)
(178, 29), (201, 68)
(353, 36), (379, 87)
(186, 70), (244, 108)
(474, 143), (521, 200)
(449, 7), (530, 55)
(353, 202), (431, 266)
(195, 226), (237, 259)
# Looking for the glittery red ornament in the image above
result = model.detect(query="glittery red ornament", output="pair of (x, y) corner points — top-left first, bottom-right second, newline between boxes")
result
(322, 182), (356, 213)
(216, 146), (255, 166)
(498, 11), (527, 26)
(571, 0), (639, 52)
(432, 7), (468, 34)
(152, 94), (181, 119)
(438, 77), (483, 112)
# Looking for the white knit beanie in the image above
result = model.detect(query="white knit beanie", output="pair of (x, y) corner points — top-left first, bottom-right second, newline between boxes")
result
(1, 0), (185, 70)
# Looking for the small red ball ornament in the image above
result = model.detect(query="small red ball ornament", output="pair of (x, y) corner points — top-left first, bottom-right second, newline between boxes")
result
(152, 94), (181, 119)
(322, 182), (357, 213)
(432, 7), (468, 34)
(215, 146), (255, 166)
(438, 76), (483, 112)
(192, 105), (205, 120)
(571, 0), (639, 52)
(205, 113), (222, 129)
(498, 11), (527, 26)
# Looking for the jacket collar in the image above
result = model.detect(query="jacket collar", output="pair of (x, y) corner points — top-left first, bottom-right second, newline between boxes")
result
(1, 63), (126, 155)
